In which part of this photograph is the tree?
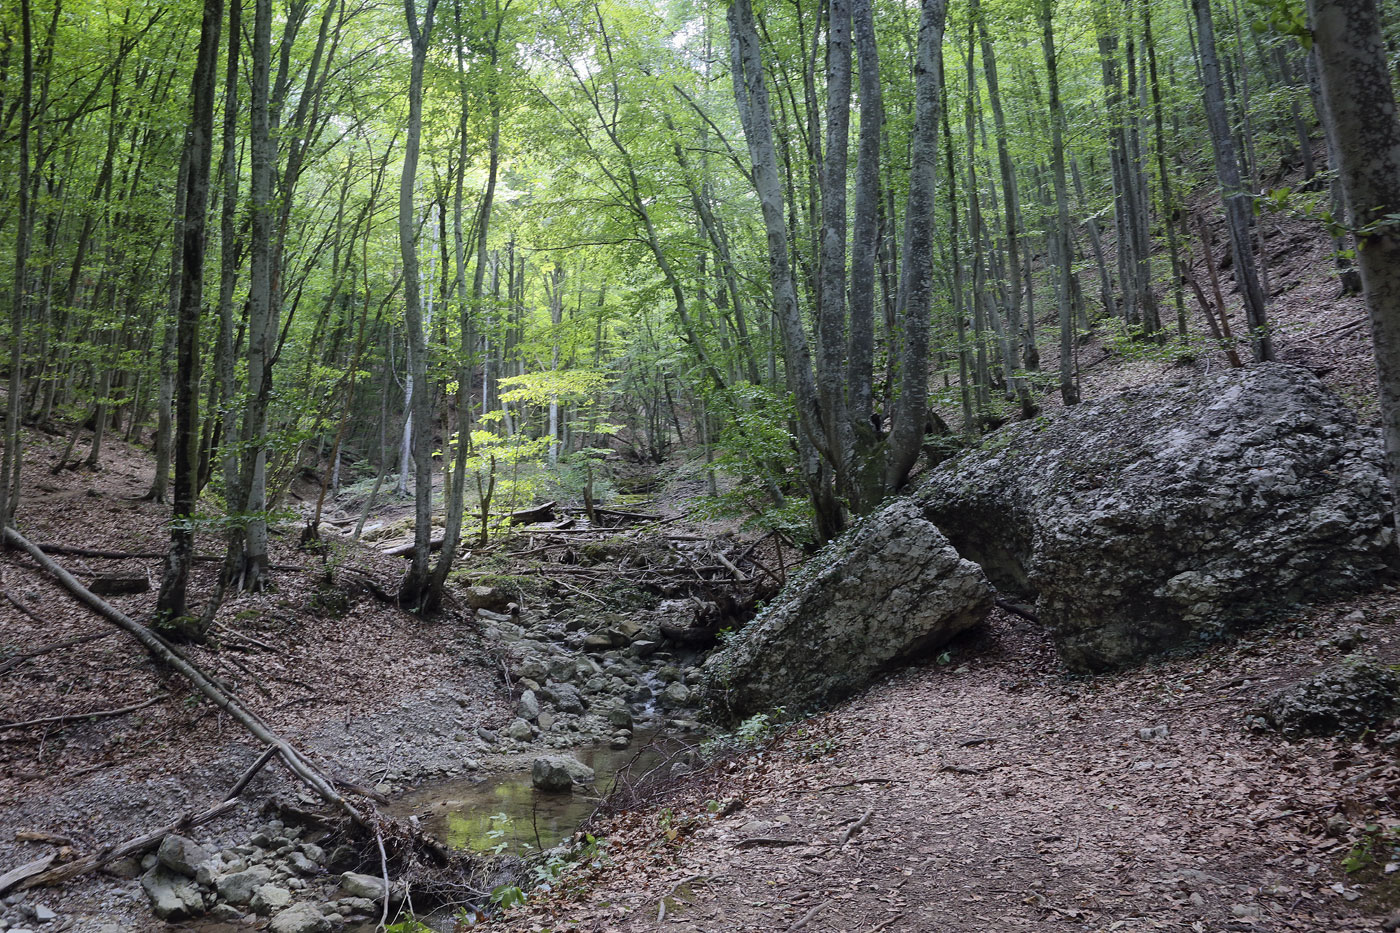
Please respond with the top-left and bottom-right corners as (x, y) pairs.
(156, 0), (224, 631)
(727, 0), (948, 540)
(1307, 0), (1400, 543)
(397, 0), (443, 612)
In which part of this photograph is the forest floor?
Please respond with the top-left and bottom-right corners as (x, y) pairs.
(3, 170), (1398, 932)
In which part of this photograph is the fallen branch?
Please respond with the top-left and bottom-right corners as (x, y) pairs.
(0, 854), (55, 896)
(734, 836), (807, 849)
(13, 744), (279, 891)
(0, 631), (116, 675)
(0, 693), (167, 731)
(994, 598), (1039, 624)
(2, 527), (365, 829)
(839, 808), (874, 846)
(790, 900), (828, 931)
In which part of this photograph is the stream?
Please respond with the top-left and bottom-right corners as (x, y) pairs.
(386, 729), (687, 855)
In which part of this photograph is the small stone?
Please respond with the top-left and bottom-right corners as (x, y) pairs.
(287, 852), (318, 876)
(537, 710), (556, 730)
(1381, 910), (1400, 932)
(1137, 725), (1170, 741)
(103, 857), (143, 880)
(506, 718), (534, 741)
(269, 902), (330, 933)
(208, 904), (246, 921)
(476, 726), (499, 743)
(158, 834), (214, 878)
(251, 883), (293, 915)
(610, 732), (631, 750)
(660, 682), (692, 707)
(31, 907), (54, 924)
(140, 866), (206, 921)
(215, 865), (274, 906)
(340, 871), (388, 900)
(517, 689), (541, 720)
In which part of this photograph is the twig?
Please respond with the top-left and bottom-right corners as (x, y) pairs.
(376, 824), (392, 931)
(790, 900), (828, 931)
(868, 914), (904, 933)
(0, 693), (167, 731)
(734, 836), (806, 849)
(839, 808), (874, 846)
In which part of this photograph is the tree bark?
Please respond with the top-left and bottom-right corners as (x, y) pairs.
(1308, 0), (1400, 546)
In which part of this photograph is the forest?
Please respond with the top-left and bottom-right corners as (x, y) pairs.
(5, 0), (1400, 927)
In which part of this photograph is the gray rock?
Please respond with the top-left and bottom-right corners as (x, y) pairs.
(1263, 657), (1400, 734)
(269, 903), (330, 933)
(506, 718), (534, 741)
(214, 866), (274, 906)
(476, 726), (499, 744)
(660, 682), (692, 707)
(541, 682), (587, 714)
(103, 857), (143, 880)
(340, 872), (388, 900)
(604, 705), (633, 730)
(300, 844), (325, 865)
(704, 499), (993, 717)
(517, 689), (541, 720)
(466, 585), (513, 613)
(583, 631), (614, 651)
(251, 883), (293, 915)
(30, 907), (54, 924)
(140, 866), (206, 921)
(208, 904), (246, 921)
(286, 851), (318, 876)
(531, 755), (595, 792)
(918, 364), (1397, 672)
(157, 834), (213, 878)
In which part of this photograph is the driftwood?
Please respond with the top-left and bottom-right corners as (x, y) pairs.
(2, 528), (365, 831)
(509, 500), (557, 525)
(12, 745), (279, 892)
(0, 854), (54, 896)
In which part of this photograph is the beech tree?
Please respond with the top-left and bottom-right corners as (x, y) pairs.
(1307, 0), (1400, 541)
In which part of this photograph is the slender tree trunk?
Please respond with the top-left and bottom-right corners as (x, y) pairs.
(1041, 0), (1079, 405)
(1193, 0), (1273, 361)
(396, 0), (441, 612)
(155, 0), (222, 629)
(146, 149), (190, 502)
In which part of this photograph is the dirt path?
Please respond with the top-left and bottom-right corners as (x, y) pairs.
(494, 606), (1398, 932)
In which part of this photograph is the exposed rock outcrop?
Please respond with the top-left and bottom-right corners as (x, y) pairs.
(703, 499), (994, 717)
(918, 364), (1396, 671)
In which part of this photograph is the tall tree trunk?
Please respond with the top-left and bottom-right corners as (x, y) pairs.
(155, 0), (223, 630)
(1307, 0), (1400, 545)
(146, 149), (189, 503)
(396, 0), (441, 612)
(0, 0), (33, 531)
(885, 0), (948, 485)
(1041, 0), (1079, 405)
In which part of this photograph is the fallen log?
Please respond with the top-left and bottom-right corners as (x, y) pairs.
(89, 574), (150, 596)
(379, 533), (445, 558)
(509, 501), (557, 525)
(0, 693), (167, 731)
(2, 528), (365, 829)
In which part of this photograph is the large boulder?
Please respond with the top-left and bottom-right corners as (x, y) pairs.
(918, 364), (1396, 672)
(140, 866), (206, 920)
(703, 499), (994, 717)
(1262, 658), (1400, 735)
